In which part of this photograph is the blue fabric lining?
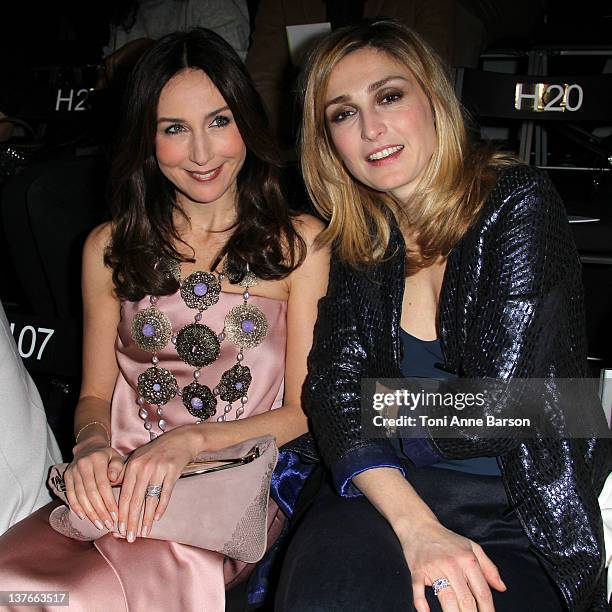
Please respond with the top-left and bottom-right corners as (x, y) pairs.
(333, 443), (406, 497)
(247, 448), (318, 607)
(270, 448), (318, 518)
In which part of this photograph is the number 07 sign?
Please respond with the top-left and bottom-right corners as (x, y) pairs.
(6, 311), (80, 378)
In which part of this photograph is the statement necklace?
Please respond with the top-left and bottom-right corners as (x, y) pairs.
(130, 261), (268, 439)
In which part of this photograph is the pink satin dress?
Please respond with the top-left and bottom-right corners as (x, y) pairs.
(0, 291), (287, 611)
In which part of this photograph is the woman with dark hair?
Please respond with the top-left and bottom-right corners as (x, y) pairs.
(0, 28), (328, 611)
(275, 19), (611, 612)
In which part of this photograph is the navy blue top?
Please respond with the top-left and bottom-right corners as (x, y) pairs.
(398, 328), (501, 476)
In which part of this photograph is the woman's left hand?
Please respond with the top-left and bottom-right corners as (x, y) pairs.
(116, 425), (201, 542)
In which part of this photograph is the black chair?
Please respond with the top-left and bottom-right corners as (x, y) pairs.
(455, 66), (612, 165)
(455, 65), (612, 369)
(0, 149), (108, 457)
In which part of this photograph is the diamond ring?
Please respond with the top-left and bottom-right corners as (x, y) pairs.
(145, 484), (163, 498)
(432, 578), (451, 596)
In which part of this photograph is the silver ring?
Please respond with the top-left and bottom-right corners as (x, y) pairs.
(145, 484), (162, 498)
(432, 578), (451, 596)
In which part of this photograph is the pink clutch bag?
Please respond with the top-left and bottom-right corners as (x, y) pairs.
(47, 435), (278, 563)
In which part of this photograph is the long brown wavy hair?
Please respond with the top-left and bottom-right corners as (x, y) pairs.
(105, 28), (305, 300)
(300, 19), (516, 273)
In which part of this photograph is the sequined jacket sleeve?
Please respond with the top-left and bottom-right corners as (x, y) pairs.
(303, 254), (406, 495)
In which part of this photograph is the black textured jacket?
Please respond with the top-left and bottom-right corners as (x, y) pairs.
(289, 165), (611, 610)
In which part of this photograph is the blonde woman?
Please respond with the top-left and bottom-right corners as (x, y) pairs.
(275, 19), (611, 612)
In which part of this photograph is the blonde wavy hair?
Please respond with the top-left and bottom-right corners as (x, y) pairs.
(300, 19), (516, 272)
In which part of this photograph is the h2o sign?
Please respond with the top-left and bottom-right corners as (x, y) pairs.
(515, 83), (584, 112)
(55, 88), (90, 112)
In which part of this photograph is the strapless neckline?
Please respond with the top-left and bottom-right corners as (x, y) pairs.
(216, 290), (287, 303)
(121, 290), (288, 306)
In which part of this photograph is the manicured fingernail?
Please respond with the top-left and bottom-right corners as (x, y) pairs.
(141, 525), (149, 537)
(94, 520), (104, 530)
(127, 530), (135, 543)
(111, 511), (118, 521)
(77, 512), (86, 520)
(104, 519), (113, 530)
(109, 471), (118, 480)
(119, 522), (126, 535)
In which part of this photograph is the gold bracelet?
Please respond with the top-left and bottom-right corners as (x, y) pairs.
(75, 421), (110, 446)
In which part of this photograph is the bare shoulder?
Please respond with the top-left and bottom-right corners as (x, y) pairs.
(291, 213), (326, 247)
(287, 213), (329, 294)
(82, 222), (115, 294)
(83, 221), (112, 259)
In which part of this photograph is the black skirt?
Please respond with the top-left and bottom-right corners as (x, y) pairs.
(275, 463), (566, 611)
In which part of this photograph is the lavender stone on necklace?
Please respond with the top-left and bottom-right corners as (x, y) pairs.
(224, 303), (268, 349)
(218, 364), (252, 403)
(137, 366), (178, 405)
(131, 307), (172, 353)
(142, 323), (155, 338)
(180, 271), (221, 310)
(193, 282), (208, 296)
(182, 381), (217, 419)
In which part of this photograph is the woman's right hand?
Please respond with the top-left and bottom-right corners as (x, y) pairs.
(64, 439), (125, 532)
(395, 518), (506, 612)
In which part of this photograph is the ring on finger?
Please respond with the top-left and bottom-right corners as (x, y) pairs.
(432, 578), (452, 596)
(145, 484), (162, 498)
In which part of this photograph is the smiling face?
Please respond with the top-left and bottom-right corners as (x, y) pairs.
(155, 68), (246, 211)
(324, 47), (437, 203)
